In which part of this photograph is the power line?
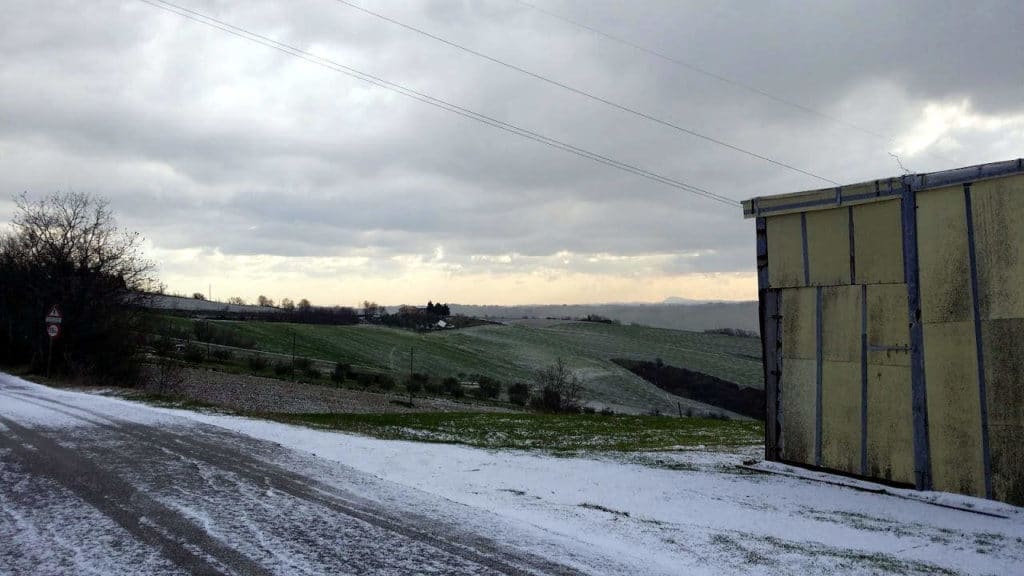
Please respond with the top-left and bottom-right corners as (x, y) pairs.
(513, 0), (956, 166)
(331, 0), (838, 186)
(513, 1), (892, 141)
(135, 0), (740, 207)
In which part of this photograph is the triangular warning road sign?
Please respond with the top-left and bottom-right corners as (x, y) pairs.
(46, 305), (62, 320)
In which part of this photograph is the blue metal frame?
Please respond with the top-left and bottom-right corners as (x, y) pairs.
(848, 206), (857, 284)
(860, 283), (868, 476)
(815, 286), (823, 467)
(901, 179), (932, 491)
(801, 213), (811, 286)
(745, 158), (1023, 218)
(747, 187), (901, 217)
(963, 184), (994, 499)
(756, 217), (782, 460)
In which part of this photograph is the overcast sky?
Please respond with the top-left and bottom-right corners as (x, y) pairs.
(2, 0), (1022, 306)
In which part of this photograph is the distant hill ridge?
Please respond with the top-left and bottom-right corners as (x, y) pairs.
(146, 294), (758, 334)
(449, 302), (758, 333)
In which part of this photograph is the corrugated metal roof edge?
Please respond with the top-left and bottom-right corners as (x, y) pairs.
(742, 158), (1024, 219)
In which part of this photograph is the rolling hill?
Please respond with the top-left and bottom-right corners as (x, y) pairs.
(158, 317), (763, 416)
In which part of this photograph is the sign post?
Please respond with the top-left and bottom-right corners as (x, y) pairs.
(45, 305), (62, 378)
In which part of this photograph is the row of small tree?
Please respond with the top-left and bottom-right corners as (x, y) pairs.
(425, 301), (451, 316)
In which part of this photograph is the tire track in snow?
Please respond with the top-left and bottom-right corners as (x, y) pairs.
(0, 386), (587, 575)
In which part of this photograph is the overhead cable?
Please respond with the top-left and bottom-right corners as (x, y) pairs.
(135, 0), (741, 207)
(512, 0), (954, 165)
(331, 0), (839, 185)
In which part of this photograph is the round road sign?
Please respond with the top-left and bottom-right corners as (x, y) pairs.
(47, 324), (60, 338)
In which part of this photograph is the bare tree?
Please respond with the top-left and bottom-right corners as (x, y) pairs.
(227, 296), (246, 305)
(257, 295), (275, 307)
(280, 298), (295, 311)
(0, 192), (156, 381)
(533, 357), (584, 411)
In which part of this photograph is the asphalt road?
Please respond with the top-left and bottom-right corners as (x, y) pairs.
(0, 377), (589, 575)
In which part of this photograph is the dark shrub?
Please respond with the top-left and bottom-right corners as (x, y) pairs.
(424, 380), (445, 394)
(599, 407), (616, 416)
(210, 348), (232, 361)
(539, 386), (562, 412)
(182, 345), (204, 364)
(442, 377), (464, 398)
(442, 376), (461, 396)
(273, 361), (291, 376)
(331, 363), (350, 383)
(248, 355), (268, 371)
(355, 372), (374, 389)
(293, 357), (312, 371)
(303, 366), (320, 380)
(152, 336), (175, 357)
(405, 377), (422, 395)
(376, 374), (396, 391)
(582, 406), (596, 414)
(475, 376), (501, 399)
(507, 382), (530, 406)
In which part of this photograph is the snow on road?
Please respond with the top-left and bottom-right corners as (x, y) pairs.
(2, 372), (1022, 575)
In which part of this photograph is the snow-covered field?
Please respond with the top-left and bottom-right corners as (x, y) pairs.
(2, 373), (1022, 575)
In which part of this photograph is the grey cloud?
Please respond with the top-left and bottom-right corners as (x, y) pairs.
(1, 0), (1021, 285)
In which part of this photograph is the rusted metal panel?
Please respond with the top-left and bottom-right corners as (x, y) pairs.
(864, 283), (914, 484)
(779, 287), (818, 466)
(866, 284), (911, 367)
(766, 213), (806, 288)
(749, 159), (1024, 503)
(970, 173), (1024, 505)
(981, 318), (1024, 505)
(780, 288), (817, 360)
(917, 185), (972, 324)
(971, 174), (1024, 321)
(780, 358), (817, 466)
(806, 208), (852, 286)
(922, 321), (986, 497)
(853, 199), (904, 285)
(819, 285), (862, 475)
(821, 360), (862, 474)
(866, 364), (916, 484)
(822, 286), (861, 362)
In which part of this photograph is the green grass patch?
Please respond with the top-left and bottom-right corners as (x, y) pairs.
(145, 314), (764, 416)
(271, 412), (763, 452)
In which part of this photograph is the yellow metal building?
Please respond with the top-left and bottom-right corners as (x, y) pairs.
(743, 158), (1024, 505)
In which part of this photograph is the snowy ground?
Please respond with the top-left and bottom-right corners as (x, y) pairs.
(1, 372), (1022, 575)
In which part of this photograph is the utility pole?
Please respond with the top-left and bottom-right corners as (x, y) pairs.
(409, 347), (414, 376)
(292, 331), (297, 381)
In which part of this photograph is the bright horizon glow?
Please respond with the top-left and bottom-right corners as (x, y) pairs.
(155, 250), (757, 307)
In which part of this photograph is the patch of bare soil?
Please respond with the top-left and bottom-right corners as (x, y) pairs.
(142, 365), (515, 415)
